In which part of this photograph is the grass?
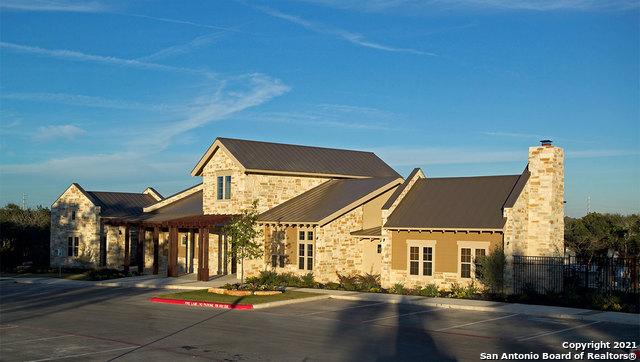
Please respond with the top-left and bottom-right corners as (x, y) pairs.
(0, 271), (93, 280)
(155, 289), (321, 305)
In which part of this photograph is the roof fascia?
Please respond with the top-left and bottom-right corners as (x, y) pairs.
(143, 187), (163, 201)
(382, 168), (425, 210)
(384, 227), (504, 233)
(52, 183), (96, 208)
(190, 139), (246, 177)
(318, 178), (403, 226)
(143, 184), (203, 212)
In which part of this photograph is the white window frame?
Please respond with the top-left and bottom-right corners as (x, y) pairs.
(406, 240), (436, 279)
(456, 241), (490, 279)
(297, 227), (315, 271)
(215, 171), (232, 201)
(68, 235), (80, 257)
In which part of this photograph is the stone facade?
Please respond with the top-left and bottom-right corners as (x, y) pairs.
(202, 148), (329, 215)
(50, 184), (102, 268)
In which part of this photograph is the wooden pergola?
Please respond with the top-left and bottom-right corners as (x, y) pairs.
(105, 214), (236, 281)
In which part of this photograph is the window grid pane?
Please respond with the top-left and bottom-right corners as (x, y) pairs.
(272, 255), (278, 268)
(307, 244), (313, 257)
(410, 247), (418, 261)
(410, 261), (418, 275)
(461, 264), (471, 278)
(476, 249), (486, 257)
(461, 248), (471, 263)
(68, 237), (73, 256)
(217, 176), (223, 200)
(299, 257), (304, 269)
(224, 176), (231, 199)
(299, 231), (305, 240)
(307, 231), (313, 240)
(423, 247), (432, 262)
(299, 244), (304, 256)
(423, 262), (432, 276)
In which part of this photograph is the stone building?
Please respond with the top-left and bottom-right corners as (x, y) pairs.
(50, 138), (564, 290)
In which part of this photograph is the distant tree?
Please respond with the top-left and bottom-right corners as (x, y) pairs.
(565, 213), (640, 260)
(222, 200), (264, 287)
(0, 203), (51, 271)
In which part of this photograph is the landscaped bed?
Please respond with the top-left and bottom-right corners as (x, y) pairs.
(154, 289), (321, 305)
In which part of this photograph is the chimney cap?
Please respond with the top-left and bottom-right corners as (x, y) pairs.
(540, 139), (553, 146)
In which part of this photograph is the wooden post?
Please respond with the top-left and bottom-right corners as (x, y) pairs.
(153, 227), (159, 275)
(217, 231), (222, 275)
(137, 226), (144, 274)
(198, 228), (210, 281)
(168, 226), (179, 277)
(124, 225), (130, 273)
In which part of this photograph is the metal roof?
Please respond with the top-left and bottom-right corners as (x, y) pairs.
(192, 138), (400, 178)
(382, 167), (424, 210)
(115, 190), (204, 223)
(350, 226), (382, 237)
(384, 173), (528, 230)
(258, 177), (401, 225)
(85, 191), (158, 218)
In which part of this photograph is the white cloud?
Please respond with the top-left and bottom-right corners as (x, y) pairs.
(2, 92), (182, 111)
(300, 0), (638, 12)
(122, 13), (238, 31)
(0, 41), (213, 77)
(138, 32), (226, 62)
(256, 6), (434, 56)
(0, 0), (107, 12)
(32, 125), (86, 142)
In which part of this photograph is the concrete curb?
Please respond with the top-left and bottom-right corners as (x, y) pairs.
(252, 295), (331, 309)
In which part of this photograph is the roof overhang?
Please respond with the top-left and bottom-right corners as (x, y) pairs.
(384, 227), (504, 233)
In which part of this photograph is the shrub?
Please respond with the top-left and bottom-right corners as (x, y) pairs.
(420, 284), (440, 297)
(390, 283), (405, 295)
(475, 247), (505, 293)
(87, 268), (131, 281)
(449, 282), (467, 298)
(336, 272), (358, 291)
(301, 272), (315, 287)
(357, 273), (381, 290)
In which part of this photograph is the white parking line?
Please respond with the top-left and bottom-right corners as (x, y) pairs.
(518, 321), (601, 341)
(27, 346), (137, 362)
(435, 313), (519, 332)
(1, 335), (72, 345)
(362, 308), (439, 323)
(305, 302), (387, 316)
(0, 326), (19, 330)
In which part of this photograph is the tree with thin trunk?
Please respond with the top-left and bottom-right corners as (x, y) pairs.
(223, 200), (263, 287)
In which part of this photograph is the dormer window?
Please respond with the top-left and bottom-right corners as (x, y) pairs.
(217, 175), (232, 200)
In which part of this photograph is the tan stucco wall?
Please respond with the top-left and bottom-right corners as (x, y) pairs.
(362, 188), (395, 229)
(384, 230), (503, 289)
(50, 185), (101, 268)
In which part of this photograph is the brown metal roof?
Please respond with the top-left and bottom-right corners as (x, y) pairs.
(193, 138), (400, 178)
(85, 191), (157, 218)
(111, 190), (204, 224)
(350, 226), (382, 237)
(258, 177), (401, 225)
(384, 174), (526, 230)
(382, 168), (423, 210)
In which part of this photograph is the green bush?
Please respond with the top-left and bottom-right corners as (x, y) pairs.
(420, 284), (440, 297)
(390, 283), (405, 295)
(475, 247), (505, 293)
(87, 268), (131, 281)
(357, 273), (381, 290)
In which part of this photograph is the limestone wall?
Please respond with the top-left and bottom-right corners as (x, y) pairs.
(202, 148), (329, 215)
(50, 185), (101, 268)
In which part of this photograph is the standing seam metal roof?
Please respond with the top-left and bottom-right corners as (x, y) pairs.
(384, 173), (527, 230)
(85, 191), (158, 218)
(258, 177), (400, 224)
(217, 138), (400, 178)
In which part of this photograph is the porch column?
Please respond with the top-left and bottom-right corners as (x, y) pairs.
(217, 231), (222, 275)
(168, 226), (179, 277)
(124, 225), (130, 273)
(137, 226), (145, 274)
(152, 227), (159, 275)
(198, 227), (209, 281)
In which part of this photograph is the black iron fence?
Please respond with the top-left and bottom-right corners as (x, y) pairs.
(513, 255), (639, 295)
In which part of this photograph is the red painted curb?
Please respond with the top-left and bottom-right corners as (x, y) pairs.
(150, 297), (254, 310)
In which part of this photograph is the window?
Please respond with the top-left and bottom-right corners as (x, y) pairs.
(271, 255), (285, 268)
(409, 246), (433, 276)
(181, 235), (187, 246)
(475, 248), (486, 278)
(217, 175), (232, 200)
(68, 236), (79, 257)
(298, 228), (314, 271)
(457, 241), (490, 279)
(461, 248), (472, 278)
(71, 211), (76, 220)
(377, 244), (382, 254)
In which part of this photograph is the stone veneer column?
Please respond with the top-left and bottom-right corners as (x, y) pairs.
(526, 144), (564, 256)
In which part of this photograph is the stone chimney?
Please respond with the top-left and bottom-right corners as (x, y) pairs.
(526, 140), (564, 256)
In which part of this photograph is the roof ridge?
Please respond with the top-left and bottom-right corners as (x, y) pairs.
(424, 174), (521, 180)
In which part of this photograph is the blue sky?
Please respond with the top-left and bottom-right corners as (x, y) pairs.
(0, 0), (638, 217)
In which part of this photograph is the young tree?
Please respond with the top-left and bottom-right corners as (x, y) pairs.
(222, 200), (264, 287)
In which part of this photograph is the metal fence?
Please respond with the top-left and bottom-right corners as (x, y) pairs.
(513, 255), (639, 295)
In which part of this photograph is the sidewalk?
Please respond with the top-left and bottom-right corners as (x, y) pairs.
(2, 275), (638, 326)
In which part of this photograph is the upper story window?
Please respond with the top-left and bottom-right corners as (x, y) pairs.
(217, 175), (232, 200)
(71, 211), (76, 220)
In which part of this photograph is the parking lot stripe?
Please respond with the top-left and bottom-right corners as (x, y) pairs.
(362, 308), (439, 322)
(27, 346), (137, 362)
(0, 325), (19, 329)
(518, 321), (601, 341)
(1, 335), (71, 345)
(435, 313), (519, 331)
(305, 302), (387, 315)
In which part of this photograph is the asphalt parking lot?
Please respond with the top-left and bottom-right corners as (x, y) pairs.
(1, 281), (637, 361)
